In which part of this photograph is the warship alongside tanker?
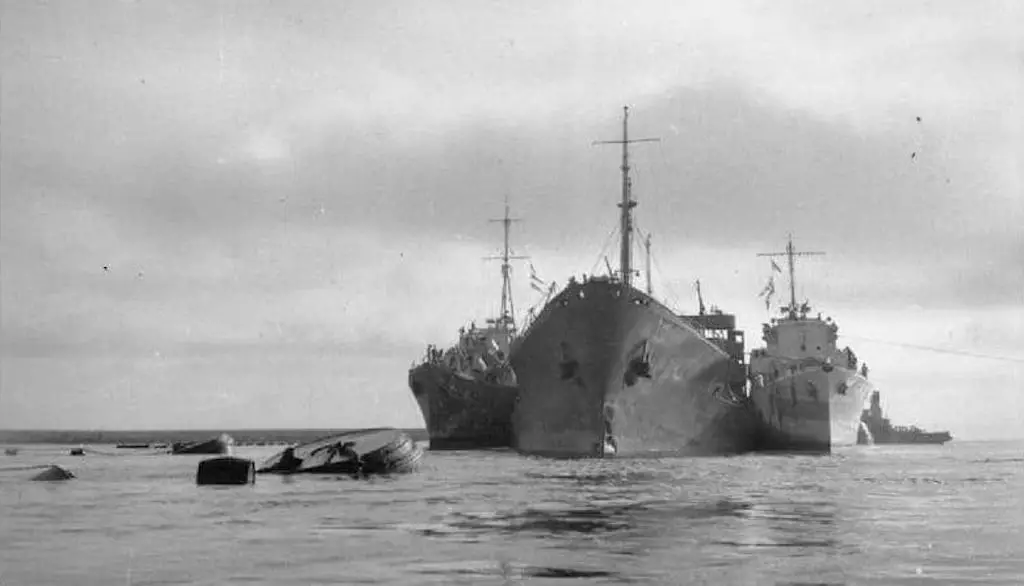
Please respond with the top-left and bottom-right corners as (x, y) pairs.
(407, 201), (544, 450)
(409, 107), (947, 457)
(747, 236), (875, 451)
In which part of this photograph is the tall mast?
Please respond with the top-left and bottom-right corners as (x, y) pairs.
(593, 106), (659, 288)
(486, 197), (528, 330)
(756, 234), (825, 318)
(619, 108), (633, 285)
(644, 232), (653, 295)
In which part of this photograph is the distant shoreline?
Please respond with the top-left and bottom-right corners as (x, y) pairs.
(0, 428), (430, 445)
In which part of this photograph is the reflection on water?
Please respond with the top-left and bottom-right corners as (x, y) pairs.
(406, 460), (853, 582)
(1, 442), (1022, 585)
(432, 497), (757, 537)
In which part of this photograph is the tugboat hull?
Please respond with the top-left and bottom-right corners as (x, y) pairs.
(409, 362), (517, 450)
(510, 279), (757, 458)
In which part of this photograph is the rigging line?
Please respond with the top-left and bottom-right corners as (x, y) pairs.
(841, 335), (1024, 364)
(634, 217), (682, 309)
(589, 222), (620, 276)
(649, 249), (681, 310)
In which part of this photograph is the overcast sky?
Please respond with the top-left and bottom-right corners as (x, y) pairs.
(2, 0), (1021, 439)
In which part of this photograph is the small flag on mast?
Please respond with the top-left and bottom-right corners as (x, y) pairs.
(758, 276), (775, 310)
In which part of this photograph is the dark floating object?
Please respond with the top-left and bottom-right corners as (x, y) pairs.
(4, 448), (18, 456)
(171, 433), (234, 455)
(69, 448), (85, 456)
(116, 443), (153, 449)
(196, 457), (255, 486)
(258, 428), (423, 477)
(31, 465), (75, 482)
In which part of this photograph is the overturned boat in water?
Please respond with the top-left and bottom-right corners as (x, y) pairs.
(509, 107), (758, 458)
(170, 433), (234, 455)
(257, 428), (423, 476)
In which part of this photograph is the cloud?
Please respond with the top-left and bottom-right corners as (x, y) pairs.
(1, 0), (1020, 435)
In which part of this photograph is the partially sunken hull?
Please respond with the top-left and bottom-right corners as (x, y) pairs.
(408, 362), (518, 450)
(510, 279), (757, 458)
(170, 433), (233, 455)
(750, 366), (874, 452)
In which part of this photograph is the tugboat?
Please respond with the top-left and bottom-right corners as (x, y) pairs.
(858, 390), (953, 444)
(509, 107), (757, 458)
(748, 236), (875, 452)
(408, 201), (539, 450)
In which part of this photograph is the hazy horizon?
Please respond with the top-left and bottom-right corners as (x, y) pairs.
(2, 1), (1021, 440)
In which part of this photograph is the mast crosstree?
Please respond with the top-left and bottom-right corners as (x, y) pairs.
(485, 197), (529, 331)
(594, 106), (660, 289)
(756, 234), (825, 318)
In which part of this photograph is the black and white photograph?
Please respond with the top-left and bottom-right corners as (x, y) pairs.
(1, 1), (1021, 584)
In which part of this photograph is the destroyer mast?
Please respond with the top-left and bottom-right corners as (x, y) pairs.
(485, 198), (528, 331)
(756, 234), (825, 317)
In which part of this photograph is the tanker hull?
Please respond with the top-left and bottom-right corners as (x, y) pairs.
(510, 279), (757, 458)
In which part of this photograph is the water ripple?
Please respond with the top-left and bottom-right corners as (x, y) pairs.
(0, 442), (1021, 585)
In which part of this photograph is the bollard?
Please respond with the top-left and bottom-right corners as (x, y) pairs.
(31, 465), (75, 481)
(196, 456), (255, 486)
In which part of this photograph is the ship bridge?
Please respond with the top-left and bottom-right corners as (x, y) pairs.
(764, 315), (838, 361)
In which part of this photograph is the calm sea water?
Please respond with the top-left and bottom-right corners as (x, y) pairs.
(1, 440), (1021, 585)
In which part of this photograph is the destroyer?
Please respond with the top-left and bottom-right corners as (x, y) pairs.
(407, 202), (525, 450)
(509, 107), (756, 458)
(748, 236), (875, 452)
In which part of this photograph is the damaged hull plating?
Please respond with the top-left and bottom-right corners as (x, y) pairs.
(750, 365), (874, 452)
(509, 279), (758, 458)
(408, 362), (518, 450)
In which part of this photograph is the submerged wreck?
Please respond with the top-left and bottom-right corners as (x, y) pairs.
(170, 433), (234, 455)
(258, 428), (423, 477)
